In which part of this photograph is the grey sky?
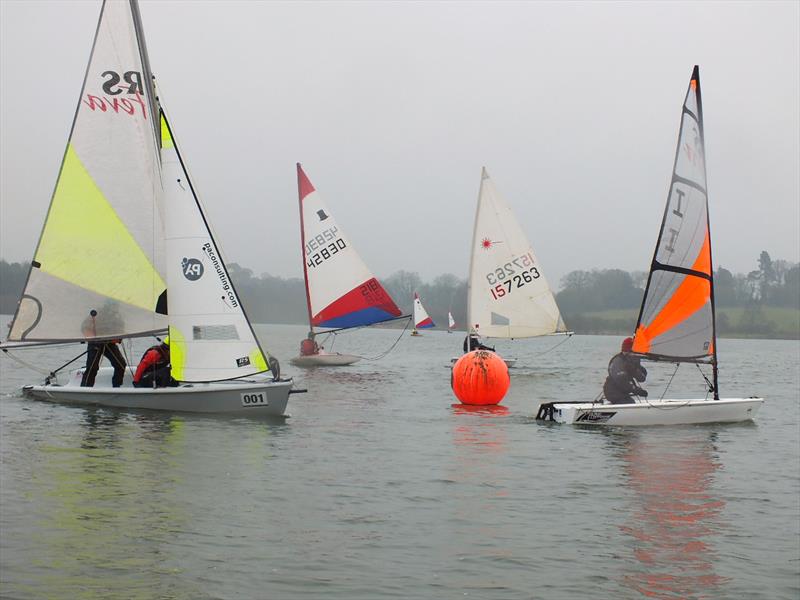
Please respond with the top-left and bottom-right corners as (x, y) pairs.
(1, 0), (798, 290)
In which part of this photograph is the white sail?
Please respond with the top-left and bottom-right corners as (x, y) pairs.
(467, 167), (565, 338)
(413, 292), (435, 329)
(297, 164), (401, 329)
(6, 0), (166, 344)
(448, 311), (456, 330)
(160, 111), (268, 382)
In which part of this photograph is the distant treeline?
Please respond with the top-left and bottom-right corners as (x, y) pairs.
(1, 250), (797, 338)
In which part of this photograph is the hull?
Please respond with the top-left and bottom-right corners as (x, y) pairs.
(538, 398), (764, 426)
(289, 353), (360, 367)
(22, 368), (292, 416)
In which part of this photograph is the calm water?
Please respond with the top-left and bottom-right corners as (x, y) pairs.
(1, 319), (798, 600)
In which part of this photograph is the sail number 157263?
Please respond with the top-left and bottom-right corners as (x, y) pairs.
(489, 266), (540, 299)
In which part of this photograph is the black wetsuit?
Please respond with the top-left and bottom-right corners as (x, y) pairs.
(463, 335), (495, 353)
(603, 352), (647, 404)
(81, 341), (126, 388)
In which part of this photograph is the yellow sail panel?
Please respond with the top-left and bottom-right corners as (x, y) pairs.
(160, 112), (174, 149)
(168, 326), (186, 381)
(34, 144), (166, 312)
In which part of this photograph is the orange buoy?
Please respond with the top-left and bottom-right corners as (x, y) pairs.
(451, 350), (510, 405)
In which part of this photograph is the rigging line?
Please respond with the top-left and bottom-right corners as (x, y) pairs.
(534, 332), (574, 356)
(355, 317), (413, 361)
(646, 362), (691, 410)
(696, 362), (715, 398)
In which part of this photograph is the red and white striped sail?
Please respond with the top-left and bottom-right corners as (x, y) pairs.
(297, 164), (401, 330)
(413, 292), (435, 329)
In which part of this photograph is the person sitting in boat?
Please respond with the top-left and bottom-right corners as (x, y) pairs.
(81, 339), (126, 388)
(464, 332), (495, 353)
(300, 332), (320, 356)
(602, 337), (648, 404)
(133, 336), (178, 388)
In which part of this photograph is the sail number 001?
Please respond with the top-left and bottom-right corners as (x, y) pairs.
(241, 392), (268, 407)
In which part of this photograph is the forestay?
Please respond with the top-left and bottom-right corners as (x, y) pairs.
(633, 66), (715, 363)
(6, 0), (166, 344)
(413, 293), (435, 329)
(160, 111), (268, 382)
(467, 168), (566, 338)
(297, 164), (401, 329)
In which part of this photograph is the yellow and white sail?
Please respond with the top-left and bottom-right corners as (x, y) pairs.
(467, 168), (566, 339)
(6, 0), (166, 343)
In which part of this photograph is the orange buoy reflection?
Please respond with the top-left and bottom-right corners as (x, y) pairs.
(451, 350), (510, 405)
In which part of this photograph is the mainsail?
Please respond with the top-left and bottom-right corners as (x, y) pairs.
(5, 0), (166, 344)
(633, 66), (716, 365)
(297, 163), (402, 330)
(448, 311), (456, 330)
(160, 110), (268, 382)
(413, 293), (435, 329)
(467, 167), (566, 338)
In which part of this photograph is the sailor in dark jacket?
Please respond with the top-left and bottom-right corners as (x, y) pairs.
(603, 337), (648, 404)
(464, 332), (495, 353)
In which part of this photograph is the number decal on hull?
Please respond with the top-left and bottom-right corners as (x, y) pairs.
(241, 392), (268, 407)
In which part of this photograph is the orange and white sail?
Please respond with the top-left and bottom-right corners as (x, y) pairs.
(633, 66), (715, 362)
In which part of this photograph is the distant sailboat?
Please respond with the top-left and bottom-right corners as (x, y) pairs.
(1, 0), (293, 415)
(460, 167), (569, 367)
(538, 66), (763, 425)
(410, 292), (435, 336)
(448, 311), (456, 334)
(290, 164), (405, 366)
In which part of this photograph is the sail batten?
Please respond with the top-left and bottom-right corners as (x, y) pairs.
(633, 66), (716, 365)
(466, 167), (566, 339)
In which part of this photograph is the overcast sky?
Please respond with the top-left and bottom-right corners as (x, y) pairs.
(1, 0), (798, 290)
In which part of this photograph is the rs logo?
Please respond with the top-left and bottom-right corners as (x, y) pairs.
(182, 258), (204, 281)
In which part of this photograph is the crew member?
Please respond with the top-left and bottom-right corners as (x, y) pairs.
(603, 337), (648, 404)
(300, 332), (320, 356)
(133, 337), (177, 388)
(81, 339), (126, 388)
(463, 332), (495, 353)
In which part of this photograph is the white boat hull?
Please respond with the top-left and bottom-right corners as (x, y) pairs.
(22, 367), (293, 416)
(538, 397), (764, 426)
(289, 353), (360, 367)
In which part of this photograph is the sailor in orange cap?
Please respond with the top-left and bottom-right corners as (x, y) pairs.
(602, 337), (648, 404)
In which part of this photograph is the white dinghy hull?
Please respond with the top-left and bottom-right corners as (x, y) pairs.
(538, 397), (764, 426)
(289, 353), (360, 367)
(22, 368), (293, 416)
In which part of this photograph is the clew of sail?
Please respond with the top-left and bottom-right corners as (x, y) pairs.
(633, 66), (714, 363)
(297, 163), (401, 329)
(413, 293), (435, 329)
(5, 0), (167, 344)
(160, 110), (268, 382)
(467, 167), (566, 339)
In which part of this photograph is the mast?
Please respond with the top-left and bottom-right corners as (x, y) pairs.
(297, 163), (315, 335)
(465, 167), (486, 334)
(692, 66), (719, 399)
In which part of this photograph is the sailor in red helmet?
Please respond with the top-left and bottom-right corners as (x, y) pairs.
(602, 337), (648, 404)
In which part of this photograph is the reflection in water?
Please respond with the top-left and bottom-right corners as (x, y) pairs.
(613, 431), (728, 599)
(450, 403), (510, 451)
(28, 408), (196, 600)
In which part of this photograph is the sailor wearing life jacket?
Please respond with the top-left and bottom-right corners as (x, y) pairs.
(133, 337), (178, 388)
(603, 337), (648, 404)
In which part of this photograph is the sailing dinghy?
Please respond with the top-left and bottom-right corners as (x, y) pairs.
(538, 66), (763, 426)
(290, 164), (405, 366)
(454, 167), (570, 368)
(448, 311), (456, 333)
(1, 0), (293, 416)
(410, 292), (435, 336)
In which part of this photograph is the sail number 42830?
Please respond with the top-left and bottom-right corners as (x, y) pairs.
(489, 266), (540, 299)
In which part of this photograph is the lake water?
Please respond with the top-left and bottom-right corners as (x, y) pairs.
(1, 319), (798, 599)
